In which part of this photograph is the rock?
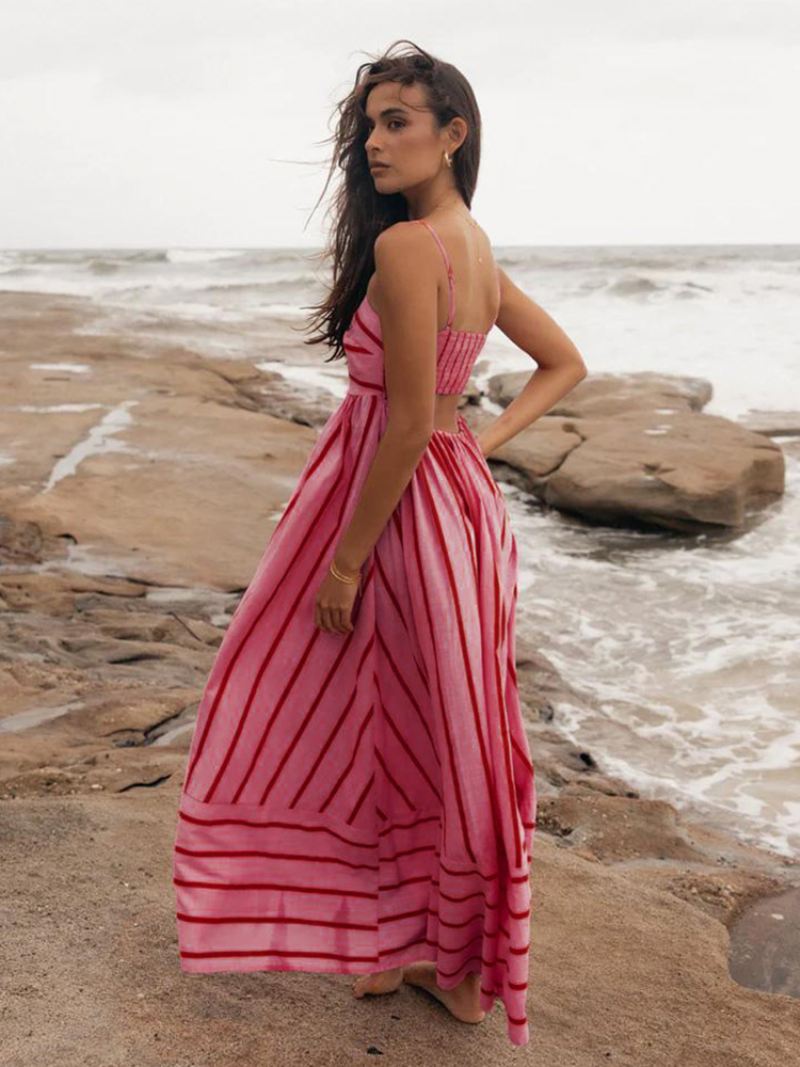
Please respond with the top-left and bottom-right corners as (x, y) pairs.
(728, 886), (800, 996)
(473, 373), (785, 532)
(488, 370), (714, 416)
(537, 793), (709, 863)
(737, 409), (800, 438)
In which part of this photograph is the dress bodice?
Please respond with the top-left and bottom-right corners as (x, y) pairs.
(343, 218), (499, 397)
(343, 295), (490, 396)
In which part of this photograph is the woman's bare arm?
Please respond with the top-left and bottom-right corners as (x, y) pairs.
(478, 267), (588, 456)
(332, 221), (440, 576)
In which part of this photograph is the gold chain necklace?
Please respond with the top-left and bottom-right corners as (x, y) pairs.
(464, 211), (483, 263)
(423, 199), (484, 263)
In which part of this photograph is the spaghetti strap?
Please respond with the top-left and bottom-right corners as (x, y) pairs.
(415, 218), (456, 329)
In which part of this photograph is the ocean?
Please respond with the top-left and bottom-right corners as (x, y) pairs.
(1, 242), (798, 856)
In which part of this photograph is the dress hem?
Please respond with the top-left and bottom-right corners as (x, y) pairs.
(177, 943), (530, 1046)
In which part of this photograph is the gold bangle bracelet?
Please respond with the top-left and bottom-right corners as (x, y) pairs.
(330, 560), (360, 585)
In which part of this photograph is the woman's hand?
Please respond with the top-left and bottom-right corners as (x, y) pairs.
(314, 563), (361, 634)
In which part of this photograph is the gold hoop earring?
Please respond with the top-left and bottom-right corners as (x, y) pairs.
(444, 151), (452, 168)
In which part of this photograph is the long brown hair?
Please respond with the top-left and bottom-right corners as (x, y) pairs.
(301, 39), (483, 364)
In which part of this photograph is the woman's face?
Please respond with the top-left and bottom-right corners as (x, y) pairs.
(363, 80), (448, 191)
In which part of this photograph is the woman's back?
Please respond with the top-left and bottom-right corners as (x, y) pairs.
(367, 214), (500, 337)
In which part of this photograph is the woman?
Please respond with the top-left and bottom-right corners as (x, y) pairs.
(173, 40), (587, 1048)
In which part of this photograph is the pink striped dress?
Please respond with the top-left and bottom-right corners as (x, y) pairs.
(173, 218), (537, 1046)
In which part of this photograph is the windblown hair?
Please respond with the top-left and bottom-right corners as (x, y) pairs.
(301, 39), (482, 363)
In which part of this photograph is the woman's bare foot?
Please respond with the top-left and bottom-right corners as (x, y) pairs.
(402, 962), (487, 1024)
(352, 966), (405, 998)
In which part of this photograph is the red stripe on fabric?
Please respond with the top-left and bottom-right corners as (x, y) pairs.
(440, 333), (456, 392)
(354, 307), (382, 347)
(511, 731), (535, 774)
(240, 414), (380, 804)
(427, 930), (487, 956)
(289, 679), (360, 806)
(460, 430), (503, 499)
(488, 553), (524, 869)
(174, 845), (379, 871)
(507, 647), (518, 687)
(225, 571), (360, 805)
(380, 696), (442, 803)
(406, 489), (477, 864)
(427, 908), (486, 930)
(184, 417), (351, 792)
(348, 369), (381, 388)
(248, 623), (355, 804)
(375, 746), (416, 810)
(173, 877), (376, 899)
(428, 436), (480, 579)
(381, 935), (527, 972)
(379, 843), (437, 864)
(379, 906), (428, 925)
(177, 810), (374, 849)
(381, 931), (476, 958)
(318, 702), (374, 813)
(429, 430), (528, 869)
(205, 403), (380, 802)
(428, 432), (471, 508)
(203, 467), (354, 802)
(458, 332), (473, 390)
(378, 874), (431, 891)
(435, 887), (499, 908)
(289, 638), (373, 807)
(177, 911), (377, 930)
(440, 331), (467, 392)
(382, 514), (431, 691)
(431, 877), (527, 908)
(377, 812), (440, 837)
(375, 627), (440, 769)
(431, 956), (484, 978)
(492, 539), (501, 639)
(440, 858), (528, 882)
(415, 460), (503, 844)
(222, 626), (327, 803)
(436, 337), (450, 393)
(346, 771), (373, 824)
(508, 906), (531, 920)
(181, 948), (378, 963)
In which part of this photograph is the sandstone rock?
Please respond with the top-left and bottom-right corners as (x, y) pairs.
(472, 373), (785, 532)
(737, 409), (800, 438)
(488, 369), (713, 416)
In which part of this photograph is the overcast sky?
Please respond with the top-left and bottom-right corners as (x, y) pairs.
(1, 0), (798, 249)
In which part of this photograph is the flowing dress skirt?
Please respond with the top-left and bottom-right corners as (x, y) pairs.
(173, 388), (537, 1046)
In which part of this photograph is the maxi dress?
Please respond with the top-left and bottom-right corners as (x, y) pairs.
(173, 218), (538, 1046)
